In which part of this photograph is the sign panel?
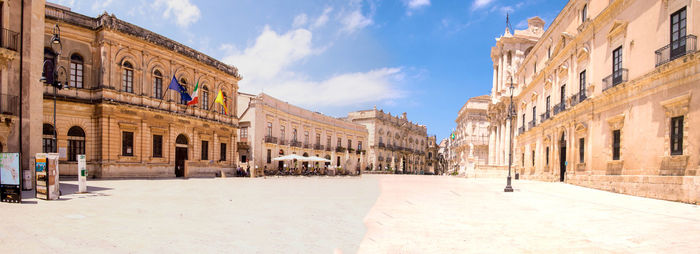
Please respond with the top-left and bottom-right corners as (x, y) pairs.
(77, 154), (87, 193)
(0, 153), (21, 203)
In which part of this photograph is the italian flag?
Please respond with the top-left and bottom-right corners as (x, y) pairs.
(186, 81), (199, 106)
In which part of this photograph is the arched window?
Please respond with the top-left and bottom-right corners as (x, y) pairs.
(219, 91), (227, 114)
(202, 86), (209, 110)
(153, 70), (163, 99)
(67, 126), (85, 162)
(70, 54), (84, 88)
(179, 79), (189, 105)
(42, 124), (56, 153)
(122, 61), (134, 93)
(176, 134), (188, 145)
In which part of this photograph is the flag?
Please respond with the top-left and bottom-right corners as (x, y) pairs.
(214, 89), (228, 115)
(187, 81), (199, 106)
(168, 76), (192, 103)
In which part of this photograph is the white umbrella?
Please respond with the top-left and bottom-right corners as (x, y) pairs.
(272, 154), (305, 161)
(307, 156), (331, 162)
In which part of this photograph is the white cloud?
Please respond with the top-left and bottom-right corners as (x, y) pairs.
(311, 7), (333, 29)
(340, 10), (373, 34)
(293, 14), (308, 28)
(406, 0), (430, 10)
(153, 0), (201, 28)
(472, 0), (495, 10)
(50, 0), (76, 8)
(221, 26), (404, 109)
(91, 0), (114, 12)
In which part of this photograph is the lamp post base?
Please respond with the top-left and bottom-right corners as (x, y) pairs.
(504, 176), (513, 192)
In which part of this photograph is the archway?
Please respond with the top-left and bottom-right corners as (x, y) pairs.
(175, 134), (188, 177)
(278, 149), (285, 170)
(302, 152), (309, 169)
(559, 132), (566, 182)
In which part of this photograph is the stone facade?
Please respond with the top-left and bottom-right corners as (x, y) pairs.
(346, 109), (428, 174)
(487, 17), (543, 177)
(454, 95), (490, 176)
(237, 93), (368, 176)
(506, 0), (700, 204)
(38, 4), (240, 178)
(425, 135), (439, 174)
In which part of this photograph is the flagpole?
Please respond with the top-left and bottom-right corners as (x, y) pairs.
(156, 86), (170, 109)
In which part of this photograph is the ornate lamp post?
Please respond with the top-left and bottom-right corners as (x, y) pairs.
(504, 77), (515, 192)
(41, 24), (63, 152)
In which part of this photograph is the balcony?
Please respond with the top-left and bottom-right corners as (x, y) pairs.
(378, 156), (384, 162)
(386, 144), (394, 151)
(570, 90), (587, 107)
(0, 28), (20, 52)
(348, 147), (355, 153)
(602, 68), (628, 91)
(237, 141), (250, 150)
(553, 102), (566, 115)
(313, 144), (324, 150)
(325, 146), (331, 151)
(0, 94), (19, 116)
(336, 146), (346, 153)
(264, 136), (277, 144)
(290, 140), (302, 147)
(540, 110), (551, 123)
(303, 143), (311, 149)
(528, 119), (536, 129)
(278, 139), (287, 146)
(655, 35), (697, 67)
(518, 126), (525, 134)
(357, 150), (364, 155)
(378, 142), (385, 148)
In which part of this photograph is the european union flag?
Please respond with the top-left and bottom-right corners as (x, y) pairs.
(168, 76), (192, 103)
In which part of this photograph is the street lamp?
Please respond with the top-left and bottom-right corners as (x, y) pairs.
(504, 76), (515, 192)
(41, 24), (63, 153)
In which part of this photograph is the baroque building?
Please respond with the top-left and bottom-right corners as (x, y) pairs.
(454, 95), (489, 176)
(509, 0), (699, 203)
(487, 17), (544, 175)
(237, 93), (368, 176)
(40, 4), (240, 177)
(425, 135), (439, 174)
(346, 108), (428, 174)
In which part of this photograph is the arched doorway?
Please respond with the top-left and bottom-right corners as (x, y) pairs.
(559, 132), (566, 182)
(175, 134), (188, 177)
(278, 149), (285, 169)
(402, 156), (406, 173)
(324, 155), (331, 167)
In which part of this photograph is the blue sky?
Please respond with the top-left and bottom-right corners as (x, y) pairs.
(51, 0), (566, 140)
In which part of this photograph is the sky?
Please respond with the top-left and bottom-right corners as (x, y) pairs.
(50, 0), (566, 141)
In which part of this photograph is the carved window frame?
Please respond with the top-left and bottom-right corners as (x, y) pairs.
(661, 93), (690, 157)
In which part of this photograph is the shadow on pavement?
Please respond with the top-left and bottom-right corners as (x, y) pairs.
(60, 182), (112, 195)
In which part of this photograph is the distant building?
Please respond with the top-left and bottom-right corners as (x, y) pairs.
(454, 95), (490, 176)
(425, 135), (439, 174)
(347, 108), (428, 174)
(237, 93), (368, 176)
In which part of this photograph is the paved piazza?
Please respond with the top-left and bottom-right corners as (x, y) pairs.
(1, 175), (699, 253)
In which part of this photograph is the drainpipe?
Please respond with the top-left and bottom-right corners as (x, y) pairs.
(19, 0), (25, 187)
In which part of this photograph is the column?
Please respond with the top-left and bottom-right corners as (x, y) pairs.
(498, 55), (504, 93)
(488, 127), (496, 165)
(492, 65), (498, 96)
(495, 125), (501, 166)
(505, 120), (511, 166)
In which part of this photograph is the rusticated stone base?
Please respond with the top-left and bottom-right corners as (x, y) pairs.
(567, 174), (700, 204)
(660, 155), (689, 176)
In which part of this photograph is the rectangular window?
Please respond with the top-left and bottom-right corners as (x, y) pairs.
(579, 70), (586, 94)
(267, 149), (272, 163)
(560, 84), (566, 104)
(581, 4), (587, 23)
(522, 114), (525, 129)
(316, 134), (321, 145)
(670, 7), (687, 59)
(546, 96), (550, 112)
(545, 147), (549, 166)
(613, 46), (622, 84)
(348, 139), (352, 149)
(280, 126), (285, 140)
(579, 138), (585, 163)
(266, 123), (271, 137)
(201, 140), (209, 160)
(671, 116), (684, 155)
(241, 127), (248, 139)
(292, 129), (297, 141)
(612, 130), (621, 160)
(153, 135), (163, 158)
(122, 131), (134, 156)
(358, 141), (363, 151)
(304, 131), (309, 144)
(327, 136), (331, 147)
(337, 137), (342, 147)
(220, 143), (227, 161)
(532, 150), (535, 167)
(522, 153), (525, 167)
(532, 106), (536, 122)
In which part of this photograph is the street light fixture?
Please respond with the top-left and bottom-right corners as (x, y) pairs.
(504, 75), (515, 192)
(41, 24), (63, 153)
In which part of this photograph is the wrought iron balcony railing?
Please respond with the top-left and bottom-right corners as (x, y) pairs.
(602, 68), (628, 91)
(378, 142), (385, 148)
(655, 35), (697, 67)
(570, 90), (587, 107)
(336, 146), (346, 153)
(290, 140), (302, 147)
(540, 110), (551, 123)
(0, 94), (19, 116)
(528, 119), (536, 129)
(325, 146), (331, 151)
(1, 28), (20, 52)
(303, 143), (311, 149)
(264, 136), (277, 144)
(553, 102), (566, 115)
(518, 126), (525, 134)
(378, 156), (384, 162)
(313, 144), (324, 150)
(278, 139), (287, 145)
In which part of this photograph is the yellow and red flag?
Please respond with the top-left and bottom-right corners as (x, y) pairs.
(214, 89), (227, 115)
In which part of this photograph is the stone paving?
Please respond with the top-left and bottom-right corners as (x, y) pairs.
(1, 175), (699, 253)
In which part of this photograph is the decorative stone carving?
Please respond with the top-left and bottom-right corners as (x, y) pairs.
(606, 114), (625, 130)
(660, 92), (691, 117)
(659, 155), (688, 176)
(606, 160), (623, 175)
(607, 20), (628, 43)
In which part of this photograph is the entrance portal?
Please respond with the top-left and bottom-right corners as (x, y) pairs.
(175, 134), (188, 177)
(559, 133), (566, 182)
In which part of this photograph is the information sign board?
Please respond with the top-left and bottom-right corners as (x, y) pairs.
(0, 153), (21, 203)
